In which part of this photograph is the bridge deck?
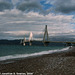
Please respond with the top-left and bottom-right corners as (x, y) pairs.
(25, 40), (75, 44)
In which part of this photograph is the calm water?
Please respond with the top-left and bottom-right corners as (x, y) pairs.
(0, 45), (68, 61)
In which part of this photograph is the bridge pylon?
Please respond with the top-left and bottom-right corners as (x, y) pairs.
(43, 25), (49, 46)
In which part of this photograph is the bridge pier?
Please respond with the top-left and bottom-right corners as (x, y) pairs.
(29, 41), (32, 46)
(23, 42), (25, 46)
(66, 43), (72, 46)
(43, 41), (49, 46)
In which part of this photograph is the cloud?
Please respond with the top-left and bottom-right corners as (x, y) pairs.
(0, 9), (75, 40)
(0, 0), (75, 14)
(1, 30), (43, 40)
(0, 0), (50, 15)
(46, 0), (75, 13)
(0, 1), (13, 11)
(54, 0), (75, 13)
(0, 0), (75, 40)
(16, 0), (45, 14)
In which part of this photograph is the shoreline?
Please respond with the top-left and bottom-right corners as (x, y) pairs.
(0, 46), (69, 62)
(0, 46), (75, 75)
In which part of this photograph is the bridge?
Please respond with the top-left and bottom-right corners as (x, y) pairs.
(21, 25), (75, 46)
(41, 25), (75, 46)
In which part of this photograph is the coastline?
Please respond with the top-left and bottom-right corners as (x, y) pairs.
(0, 46), (75, 75)
(0, 46), (68, 61)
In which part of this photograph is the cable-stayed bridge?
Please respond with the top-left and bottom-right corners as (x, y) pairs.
(21, 25), (75, 46)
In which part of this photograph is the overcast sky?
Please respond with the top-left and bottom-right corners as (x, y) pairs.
(0, 0), (75, 40)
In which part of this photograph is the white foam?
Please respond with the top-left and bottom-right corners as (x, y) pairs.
(0, 47), (69, 61)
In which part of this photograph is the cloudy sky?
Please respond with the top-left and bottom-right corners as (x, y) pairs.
(0, 0), (75, 40)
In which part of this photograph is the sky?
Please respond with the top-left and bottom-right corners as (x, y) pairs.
(0, 0), (75, 40)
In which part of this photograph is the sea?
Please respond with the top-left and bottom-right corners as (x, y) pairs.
(0, 45), (69, 61)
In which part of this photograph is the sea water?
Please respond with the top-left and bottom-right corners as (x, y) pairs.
(0, 45), (69, 61)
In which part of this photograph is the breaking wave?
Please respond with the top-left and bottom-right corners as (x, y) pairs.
(0, 47), (69, 61)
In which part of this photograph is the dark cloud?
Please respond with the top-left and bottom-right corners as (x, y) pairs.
(53, 0), (75, 13)
(0, 0), (49, 15)
(17, 2), (41, 11)
(1, 0), (75, 14)
(0, 1), (13, 11)
(16, 1), (47, 14)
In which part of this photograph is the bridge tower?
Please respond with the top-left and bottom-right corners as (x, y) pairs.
(29, 32), (33, 46)
(43, 25), (49, 41)
(43, 25), (49, 46)
(21, 37), (26, 46)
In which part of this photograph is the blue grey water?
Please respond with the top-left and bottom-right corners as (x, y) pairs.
(0, 45), (69, 61)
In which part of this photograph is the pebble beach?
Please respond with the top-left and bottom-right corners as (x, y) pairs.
(0, 46), (75, 75)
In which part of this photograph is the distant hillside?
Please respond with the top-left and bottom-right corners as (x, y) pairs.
(0, 36), (75, 46)
(50, 36), (75, 42)
(0, 39), (66, 46)
(0, 39), (20, 45)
